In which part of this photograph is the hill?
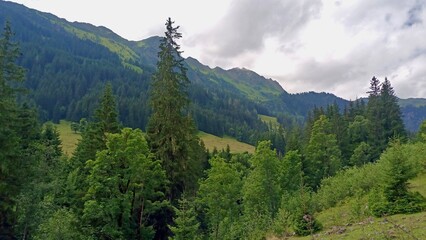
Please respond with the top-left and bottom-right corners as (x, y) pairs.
(54, 120), (254, 155)
(198, 132), (255, 154)
(281, 173), (426, 239)
(1, 1), (425, 136)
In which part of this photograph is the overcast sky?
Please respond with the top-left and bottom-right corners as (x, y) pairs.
(8, 0), (426, 99)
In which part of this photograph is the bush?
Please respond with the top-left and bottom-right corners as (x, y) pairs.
(314, 163), (381, 210)
(369, 140), (426, 217)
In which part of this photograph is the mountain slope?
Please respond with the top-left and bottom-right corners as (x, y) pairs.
(1, 1), (424, 137)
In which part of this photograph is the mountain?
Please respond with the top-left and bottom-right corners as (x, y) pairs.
(1, 1), (424, 138)
(400, 99), (426, 132)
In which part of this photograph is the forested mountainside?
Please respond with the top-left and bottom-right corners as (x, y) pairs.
(0, 0), (424, 136)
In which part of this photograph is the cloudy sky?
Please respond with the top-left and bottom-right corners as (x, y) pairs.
(9, 0), (426, 99)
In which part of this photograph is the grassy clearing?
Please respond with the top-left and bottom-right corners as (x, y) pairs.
(410, 172), (426, 197)
(259, 114), (279, 129)
(198, 131), (255, 154)
(55, 121), (254, 155)
(54, 120), (81, 156)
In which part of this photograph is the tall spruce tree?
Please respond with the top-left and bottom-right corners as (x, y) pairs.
(170, 194), (200, 240)
(379, 78), (406, 141)
(366, 76), (384, 160)
(366, 77), (406, 160)
(147, 18), (202, 201)
(0, 21), (28, 238)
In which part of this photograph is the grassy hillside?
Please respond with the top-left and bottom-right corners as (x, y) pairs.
(283, 211), (426, 240)
(198, 131), (255, 153)
(55, 120), (254, 155)
(54, 120), (81, 156)
(259, 114), (279, 129)
(274, 172), (426, 240)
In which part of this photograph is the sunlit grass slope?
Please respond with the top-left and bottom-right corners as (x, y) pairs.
(54, 120), (81, 156)
(259, 114), (279, 129)
(198, 131), (255, 154)
(55, 121), (254, 156)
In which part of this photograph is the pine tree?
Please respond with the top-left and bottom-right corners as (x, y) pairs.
(170, 194), (200, 240)
(147, 18), (202, 201)
(67, 83), (121, 213)
(379, 78), (406, 141)
(0, 21), (27, 238)
(371, 140), (425, 216)
(366, 77), (406, 160)
(326, 103), (350, 165)
(72, 82), (120, 165)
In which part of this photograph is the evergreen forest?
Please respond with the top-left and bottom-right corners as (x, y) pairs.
(1, 2), (426, 239)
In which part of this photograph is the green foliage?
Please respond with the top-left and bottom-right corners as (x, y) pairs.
(370, 140), (426, 216)
(281, 150), (303, 193)
(83, 128), (167, 239)
(366, 77), (406, 160)
(14, 122), (65, 239)
(70, 121), (79, 133)
(314, 163), (380, 210)
(418, 120), (426, 142)
(244, 141), (281, 217)
(34, 208), (84, 240)
(305, 115), (342, 189)
(0, 21), (31, 237)
(197, 156), (243, 239)
(72, 83), (120, 167)
(349, 142), (371, 166)
(170, 194), (200, 240)
(241, 141), (282, 237)
(280, 188), (322, 236)
(147, 18), (204, 200)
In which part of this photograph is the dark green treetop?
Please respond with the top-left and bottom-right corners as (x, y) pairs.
(147, 18), (203, 201)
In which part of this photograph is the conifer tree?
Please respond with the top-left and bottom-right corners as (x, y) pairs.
(147, 18), (203, 201)
(170, 194), (200, 240)
(366, 76), (384, 160)
(371, 140), (425, 216)
(366, 77), (406, 160)
(379, 78), (406, 142)
(67, 83), (121, 212)
(72, 82), (120, 165)
(0, 21), (27, 238)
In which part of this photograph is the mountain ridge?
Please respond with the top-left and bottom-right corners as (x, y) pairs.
(1, 0), (425, 133)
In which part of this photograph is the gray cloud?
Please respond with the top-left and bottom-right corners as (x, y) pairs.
(186, 0), (426, 99)
(192, 0), (322, 59)
(270, 0), (426, 99)
(404, 0), (423, 27)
